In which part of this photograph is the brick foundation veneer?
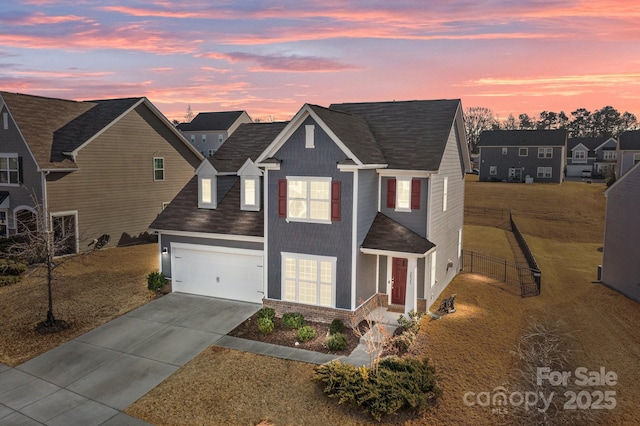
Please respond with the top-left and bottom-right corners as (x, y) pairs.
(263, 293), (388, 326)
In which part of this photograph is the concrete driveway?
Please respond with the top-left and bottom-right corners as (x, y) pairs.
(0, 293), (260, 425)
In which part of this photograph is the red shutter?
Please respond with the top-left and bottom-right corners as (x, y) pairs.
(278, 179), (287, 218)
(411, 179), (421, 209)
(331, 181), (341, 221)
(386, 178), (396, 208)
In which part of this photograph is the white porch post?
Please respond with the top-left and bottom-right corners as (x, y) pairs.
(405, 257), (418, 314)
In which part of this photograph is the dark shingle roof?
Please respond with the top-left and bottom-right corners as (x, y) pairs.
(308, 104), (386, 165)
(568, 137), (608, 152)
(177, 111), (247, 131)
(619, 130), (640, 150)
(478, 130), (567, 147)
(149, 176), (263, 236)
(362, 213), (435, 254)
(330, 100), (461, 170)
(210, 122), (287, 173)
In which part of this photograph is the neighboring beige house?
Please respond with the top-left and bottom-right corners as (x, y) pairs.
(0, 91), (202, 253)
(177, 111), (252, 157)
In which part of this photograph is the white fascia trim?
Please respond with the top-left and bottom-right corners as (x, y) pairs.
(337, 163), (387, 171)
(195, 158), (218, 175)
(256, 162), (280, 171)
(151, 229), (264, 243)
(171, 242), (263, 257)
(42, 168), (78, 173)
(238, 158), (263, 176)
(359, 247), (429, 258)
(376, 169), (434, 178)
(351, 169), (358, 310)
(595, 137), (617, 151)
(263, 168), (269, 301)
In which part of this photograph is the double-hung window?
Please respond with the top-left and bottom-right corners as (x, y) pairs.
(519, 148), (528, 157)
(386, 177), (421, 212)
(0, 155), (19, 185)
(537, 167), (552, 178)
(153, 157), (164, 181)
(538, 147), (553, 158)
(287, 177), (331, 222)
(573, 150), (586, 163)
(282, 253), (335, 307)
(489, 166), (497, 175)
(241, 176), (260, 211)
(603, 151), (616, 160)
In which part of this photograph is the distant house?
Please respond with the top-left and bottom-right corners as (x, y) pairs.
(601, 161), (640, 303)
(566, 137), (617, 178)
(177, 111), (252, 157)
(0, 91), (202, 252)
(477, 130), (567, 183)
(617, 130), (640, 177)
(151, 99), (471, 321)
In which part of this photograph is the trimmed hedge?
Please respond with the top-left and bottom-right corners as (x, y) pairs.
(257, 317), (274, 334)
(314, 356), (441, 421)
(257, 307), (276, 321)
(296, 325), (316, 342)
(327, 332), (347, 351)
(282, 312), (305, 329)
(329, 318), (346, 335)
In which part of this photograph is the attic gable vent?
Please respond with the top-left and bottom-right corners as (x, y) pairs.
(305, 125), (315, 148)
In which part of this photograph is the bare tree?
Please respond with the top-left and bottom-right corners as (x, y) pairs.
(8, 200), (75, 331)
(503, 114), (519, 130)
(518, 113), (535, 130)
(464, 107), (498, 153)
(350, 300), (393, 373)
(184, 104), (194, 123)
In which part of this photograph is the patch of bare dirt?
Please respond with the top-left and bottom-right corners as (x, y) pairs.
(228, 313), (361, 356)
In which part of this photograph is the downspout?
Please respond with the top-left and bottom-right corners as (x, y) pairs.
(41, 171), (49, 231)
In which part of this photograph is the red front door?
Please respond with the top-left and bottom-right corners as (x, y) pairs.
(391, 257), (408, 305)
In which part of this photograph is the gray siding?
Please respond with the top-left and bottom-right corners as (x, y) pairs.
(0, 104), (43, 230)
(159, 233), (263, 277)
(354, 168), (379, 304)
(479, 146), (564, 183)
(46, 103), (201, 250)
(601, 165), (640, 302)
(378, 255), (387, 293)
(425, 124), (465, 309)
(619, 150), (639, 176)
(267, 117), (354, 309)
(355, 252), (377, 304)
(379, 176), (428, 237)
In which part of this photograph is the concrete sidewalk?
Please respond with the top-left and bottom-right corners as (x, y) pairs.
(0, 295), (403, 425)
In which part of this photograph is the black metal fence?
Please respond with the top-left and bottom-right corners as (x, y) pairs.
(509, 211), (542, 295)
(461, 250), (540, 297)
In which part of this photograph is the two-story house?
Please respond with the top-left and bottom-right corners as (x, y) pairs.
(478, 130), (567, 183)
(151, 100), (470, 323)
(617, 130), (640, 177)
(566, 137), (617, 178)
(177, 111), (252, 157)
(0, 91), (202, 252)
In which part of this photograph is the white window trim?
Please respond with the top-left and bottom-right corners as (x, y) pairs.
(489, 166), (497, 176)
(202, 134), (206, 142)
(0, 153), (20, 186)
(537, 167), (552, 178)
(281, 252), (336, 307)
(395, 176), (412, 212)
(190, 135), (196, 143)
(153, 157), (165, 181)
(538, 147), (553, 158)
(218, 133), (224, 143)
(198, 175), (217, 209)
(573, 150), (587, 163)
(286, 176), (332, 224)
(634, 153), (640, 164)
(241, 176), (260, 211)
(502, 147), (508, 155)
(305, 125), (315, 148)
(603, 151), (616, 160)
(50, 210), (79, 254)
(442, 177), (448, 212)
(430, 250), (437, 288)
(457, 229), (462, 259)
(518, 148), (528, 157)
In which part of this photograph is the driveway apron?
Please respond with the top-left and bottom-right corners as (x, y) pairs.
(0, 294), (260, 425)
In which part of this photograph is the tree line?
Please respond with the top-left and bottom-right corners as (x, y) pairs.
(464, 106), (639, 153)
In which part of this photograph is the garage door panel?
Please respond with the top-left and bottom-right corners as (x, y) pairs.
(172, 246), (263, 303)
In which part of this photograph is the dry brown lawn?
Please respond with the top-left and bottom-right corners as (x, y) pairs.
(0, 243), (158, 366)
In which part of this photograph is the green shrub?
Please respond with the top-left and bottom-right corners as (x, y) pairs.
(0, 275), (21, 287)
(314, 356), (441, 421)
(296, 325), (316, 342)
(606, 176), (616, 187)
(327, 332), (347, 351)
(257, 317), (274, 334)
(391, 330), (416, 354)
(329, 318), (345, 335)
(0, 259), (27, 276)
(257, 307), (276, 321)
(397, 310), (424, 334)
(147, 271), (167, 292)
(282, 312), (305, 329)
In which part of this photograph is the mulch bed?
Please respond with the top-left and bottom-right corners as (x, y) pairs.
(228, 313), (362, 355)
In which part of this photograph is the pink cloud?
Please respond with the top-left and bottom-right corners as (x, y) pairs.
(199, 51), (359, 72)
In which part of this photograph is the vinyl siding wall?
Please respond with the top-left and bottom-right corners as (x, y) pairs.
(0, 104), (43, 230)
(355, 168), (379, 304)
(479, 145), (564, 183)
(266, 116), (354, 309)
(46, 103), (201, 250)
(379, 176), (428, 237)
(601, 165), (640, 302)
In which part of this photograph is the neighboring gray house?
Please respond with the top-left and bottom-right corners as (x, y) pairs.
(151, 100), (471, 322)
(478, 130), (567, 183)
(601, 161), (640, 303)
(177, 111), (252, 157)
(566, 137), (617, 178)
(617, 130), (640, 177)
(0, 91), (202, 251)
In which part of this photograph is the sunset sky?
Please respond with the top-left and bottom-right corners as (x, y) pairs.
(1, 0), (639, 122)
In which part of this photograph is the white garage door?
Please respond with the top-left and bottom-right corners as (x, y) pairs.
(171, 244), (264, 303)
(566, 164), (591, 177)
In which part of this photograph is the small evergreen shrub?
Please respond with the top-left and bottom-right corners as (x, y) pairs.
(257, 317), (274, 334)
(0, 275), (21, 287)
(314, 356), (441, 421)
(146, 271), (167, 292)
(397, 310), (424, 334)
(329, 318), (345, 335)
(296, 325), (316, 342)
(0, 259), (27, 276)
(282, 312), (305, 329)
(606, 176), (616, 187)
(257, 307), (276, 321)
(327, 332), (347, 351)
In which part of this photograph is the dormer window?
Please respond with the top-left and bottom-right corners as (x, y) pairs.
(241, 176), (260, 211)
(573, 150), (586, 163)
(199, 175), (216, 209)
